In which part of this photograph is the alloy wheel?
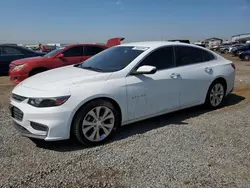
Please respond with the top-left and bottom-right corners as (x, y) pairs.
(209, 83), (224, 107)
(82, 106), (115, 142)
(244, 55), (249, 61)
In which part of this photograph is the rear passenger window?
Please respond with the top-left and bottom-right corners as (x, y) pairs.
(137, 46), (175, 70)
(175, 46), (203, 66)
(84, 46), (104, 56)
(203, 50), (215, 61)
(63, 46), (83, 57)
(2, 47), (23, 55)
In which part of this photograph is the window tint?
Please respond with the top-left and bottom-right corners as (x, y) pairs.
(44, 47), (65, 58)
(84, 46), (104, 56)
(137, 46), (175, 70)
(63, 46), (83, 57)
(175, 46), (203, 66)
(2, 47), (23, 55)
(80, 46), (144, 72)
(202, 50), (215, 61)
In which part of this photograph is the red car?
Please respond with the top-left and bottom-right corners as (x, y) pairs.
(9, 37), (124, 84)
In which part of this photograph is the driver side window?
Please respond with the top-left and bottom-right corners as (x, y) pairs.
(63, 46), (83, 57)
(136, 46), (175, 70)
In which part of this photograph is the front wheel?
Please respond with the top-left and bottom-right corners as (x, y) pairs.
(205, 81), (225, 109)
(71, 100), (120, 146)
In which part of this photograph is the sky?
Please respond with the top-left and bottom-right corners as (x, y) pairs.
(1, 0), (250, 44)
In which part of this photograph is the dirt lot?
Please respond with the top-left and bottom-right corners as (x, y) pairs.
(0, 55), (250, 188)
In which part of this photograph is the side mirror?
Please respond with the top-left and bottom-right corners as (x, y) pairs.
(132, 65), (157, 75)
(57, 53), (64, 59)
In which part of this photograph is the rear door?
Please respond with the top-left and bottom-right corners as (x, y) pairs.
(174, 45), (216, 107)
(61, 46), (84, 65)
(0, 46), (25, 75)
(83, 45), (105, 62)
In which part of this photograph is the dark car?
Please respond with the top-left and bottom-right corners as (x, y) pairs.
(239, 50), (250, 61)
(231, 43), (250, 56)
(0, 45), (45, 76)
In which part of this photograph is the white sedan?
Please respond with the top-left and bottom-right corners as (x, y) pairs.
(10, 41), (235, 146)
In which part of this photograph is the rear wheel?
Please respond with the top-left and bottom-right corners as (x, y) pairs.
(205, 81), (225, 109)
(71, 100), (120, 146)
(244, 55), (249, 61)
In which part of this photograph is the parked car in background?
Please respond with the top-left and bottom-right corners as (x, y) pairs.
(239, 50), (250, 61)
(0, 45), (45, 76)
(41, 45), (55, 53)
(229, 44), (245, 53)
(10, 41), (235, 146)
(210, 44), (220, 51)
(231, 43), (250, 56)
(9, 37), (124, 83)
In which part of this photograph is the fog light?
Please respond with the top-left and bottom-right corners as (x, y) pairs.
(30, 122), (48, 132)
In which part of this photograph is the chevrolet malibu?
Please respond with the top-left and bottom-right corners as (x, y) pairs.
(10, 41), (235, 146)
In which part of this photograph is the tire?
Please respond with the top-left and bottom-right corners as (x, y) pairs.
(236, 51), (242, 56)
(29, 68), (46, 77)
(71, 99), (120, 146)
(205, 80), (226, 109)
(244, 55), (249, 61)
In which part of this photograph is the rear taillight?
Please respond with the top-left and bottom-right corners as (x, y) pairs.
(231, 63), (236, 70)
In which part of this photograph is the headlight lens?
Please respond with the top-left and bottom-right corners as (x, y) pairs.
(28, 95), (70, 107)
(12, 64), (26, 71)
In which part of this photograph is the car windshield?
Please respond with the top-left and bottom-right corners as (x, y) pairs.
(44, 47), (65, 58)
(79, 46), (146, 72)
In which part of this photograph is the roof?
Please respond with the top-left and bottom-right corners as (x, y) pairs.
(120, 41), (203, 49)
(232, 33), (250, 37)
(204, 37), (223, 41)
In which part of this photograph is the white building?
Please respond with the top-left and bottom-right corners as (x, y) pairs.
(231, 33), (250, 43)
(203, 38), (223, 47)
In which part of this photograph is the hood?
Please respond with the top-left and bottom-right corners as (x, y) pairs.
(11, 56), (45, 65)
(20, 65), (112, 91)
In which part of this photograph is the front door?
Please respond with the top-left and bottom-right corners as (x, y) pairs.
(126, 46), (181, 120)
(60, 46), (84, 66)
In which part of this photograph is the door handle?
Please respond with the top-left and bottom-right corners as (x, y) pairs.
(170, 73), (181, 79)
(204, 67), (212, 73)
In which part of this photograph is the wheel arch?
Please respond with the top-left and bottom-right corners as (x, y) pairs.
(203, 76), (228, 104)
(29, 67), (48, 76)
(69, 96), (123, 137)
(212, 76), (227, 92)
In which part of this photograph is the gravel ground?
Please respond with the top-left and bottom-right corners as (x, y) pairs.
(0, 57), (250, 188)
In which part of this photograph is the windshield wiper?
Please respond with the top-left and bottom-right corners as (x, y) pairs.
(81, 66), (103, 72)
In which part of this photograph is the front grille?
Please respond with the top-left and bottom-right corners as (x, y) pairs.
(11, 106), (24, 121)
(12, 94), (27, 102)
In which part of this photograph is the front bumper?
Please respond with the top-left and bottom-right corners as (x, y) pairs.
(9, 72), (28, 84)
(10, 98), (73, 141)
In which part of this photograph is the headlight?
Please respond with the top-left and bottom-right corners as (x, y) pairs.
(12, 64), (26, 71)
(28, 95), (70, 107)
